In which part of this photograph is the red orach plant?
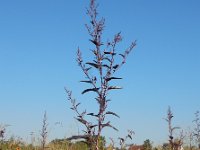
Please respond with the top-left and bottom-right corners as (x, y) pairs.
(66, 0), (136, 149)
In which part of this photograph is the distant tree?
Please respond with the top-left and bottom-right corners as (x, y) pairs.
(66, 0), (136, 149)
(143, 139), (153, 150)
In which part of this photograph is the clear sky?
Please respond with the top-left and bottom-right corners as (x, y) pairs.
(0, 0), (200, 146)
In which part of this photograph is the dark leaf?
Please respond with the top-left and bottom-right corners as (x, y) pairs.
(119, 53), (125, 58)
(91, 50), (97, 55)
(105, 77), (122, 81)
(87, 113), (99, 117)
(86, 62), (99, 68)
(89, 39), (99, 46)
(92, 76), (97, 82)
(76, 118), (88, 125)
(76, 103), (81, 107)
(95, 97), (100, 102)
(127, 134), (132, 140)
(89, 125), (98, 129)
(93, 60), (98, 63)
(110, 125), (118, 131)
(85, 67), (92, 72)
(119, 138), (125, 143)
(87, 113), (94, 116)
(106, 99), (111, 102)
(104, 51), (116, 55)
(101, 122), (110, 128)
(80, 80), (92, 84)
(105, 111), (120, 118)
(101, 121), (118, 131)
(103, 57), (112, 63)
(82, 130), (87, 134)
(108, 86), (122, 90)
(82, 88), (99, 94)
(102, 64), (110, 68)
(90, 20), (94, 25)
(113, 64), (119, 69)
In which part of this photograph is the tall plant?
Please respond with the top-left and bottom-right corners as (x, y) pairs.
(164, 106), (180, 150)
(193, 111), (200, 149)
(40, 111), (48, 150)
(66, 0), (136, 149)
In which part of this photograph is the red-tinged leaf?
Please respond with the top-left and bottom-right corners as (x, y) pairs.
(82, 88), (99, 94)
(86, 62), (99, 68)
(108, 86), (122, 90)
(80, 80), (92, 84)
(105, 77), (122, 81)
(105, 111), (120, 118)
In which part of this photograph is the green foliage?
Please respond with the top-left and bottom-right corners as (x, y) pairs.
(143, 139), (153, 150)
(73, 141), (88, 150)
(98, 136), (106, 150)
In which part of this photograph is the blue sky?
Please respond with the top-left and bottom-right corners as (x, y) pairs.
(0, 0), (200, 145)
